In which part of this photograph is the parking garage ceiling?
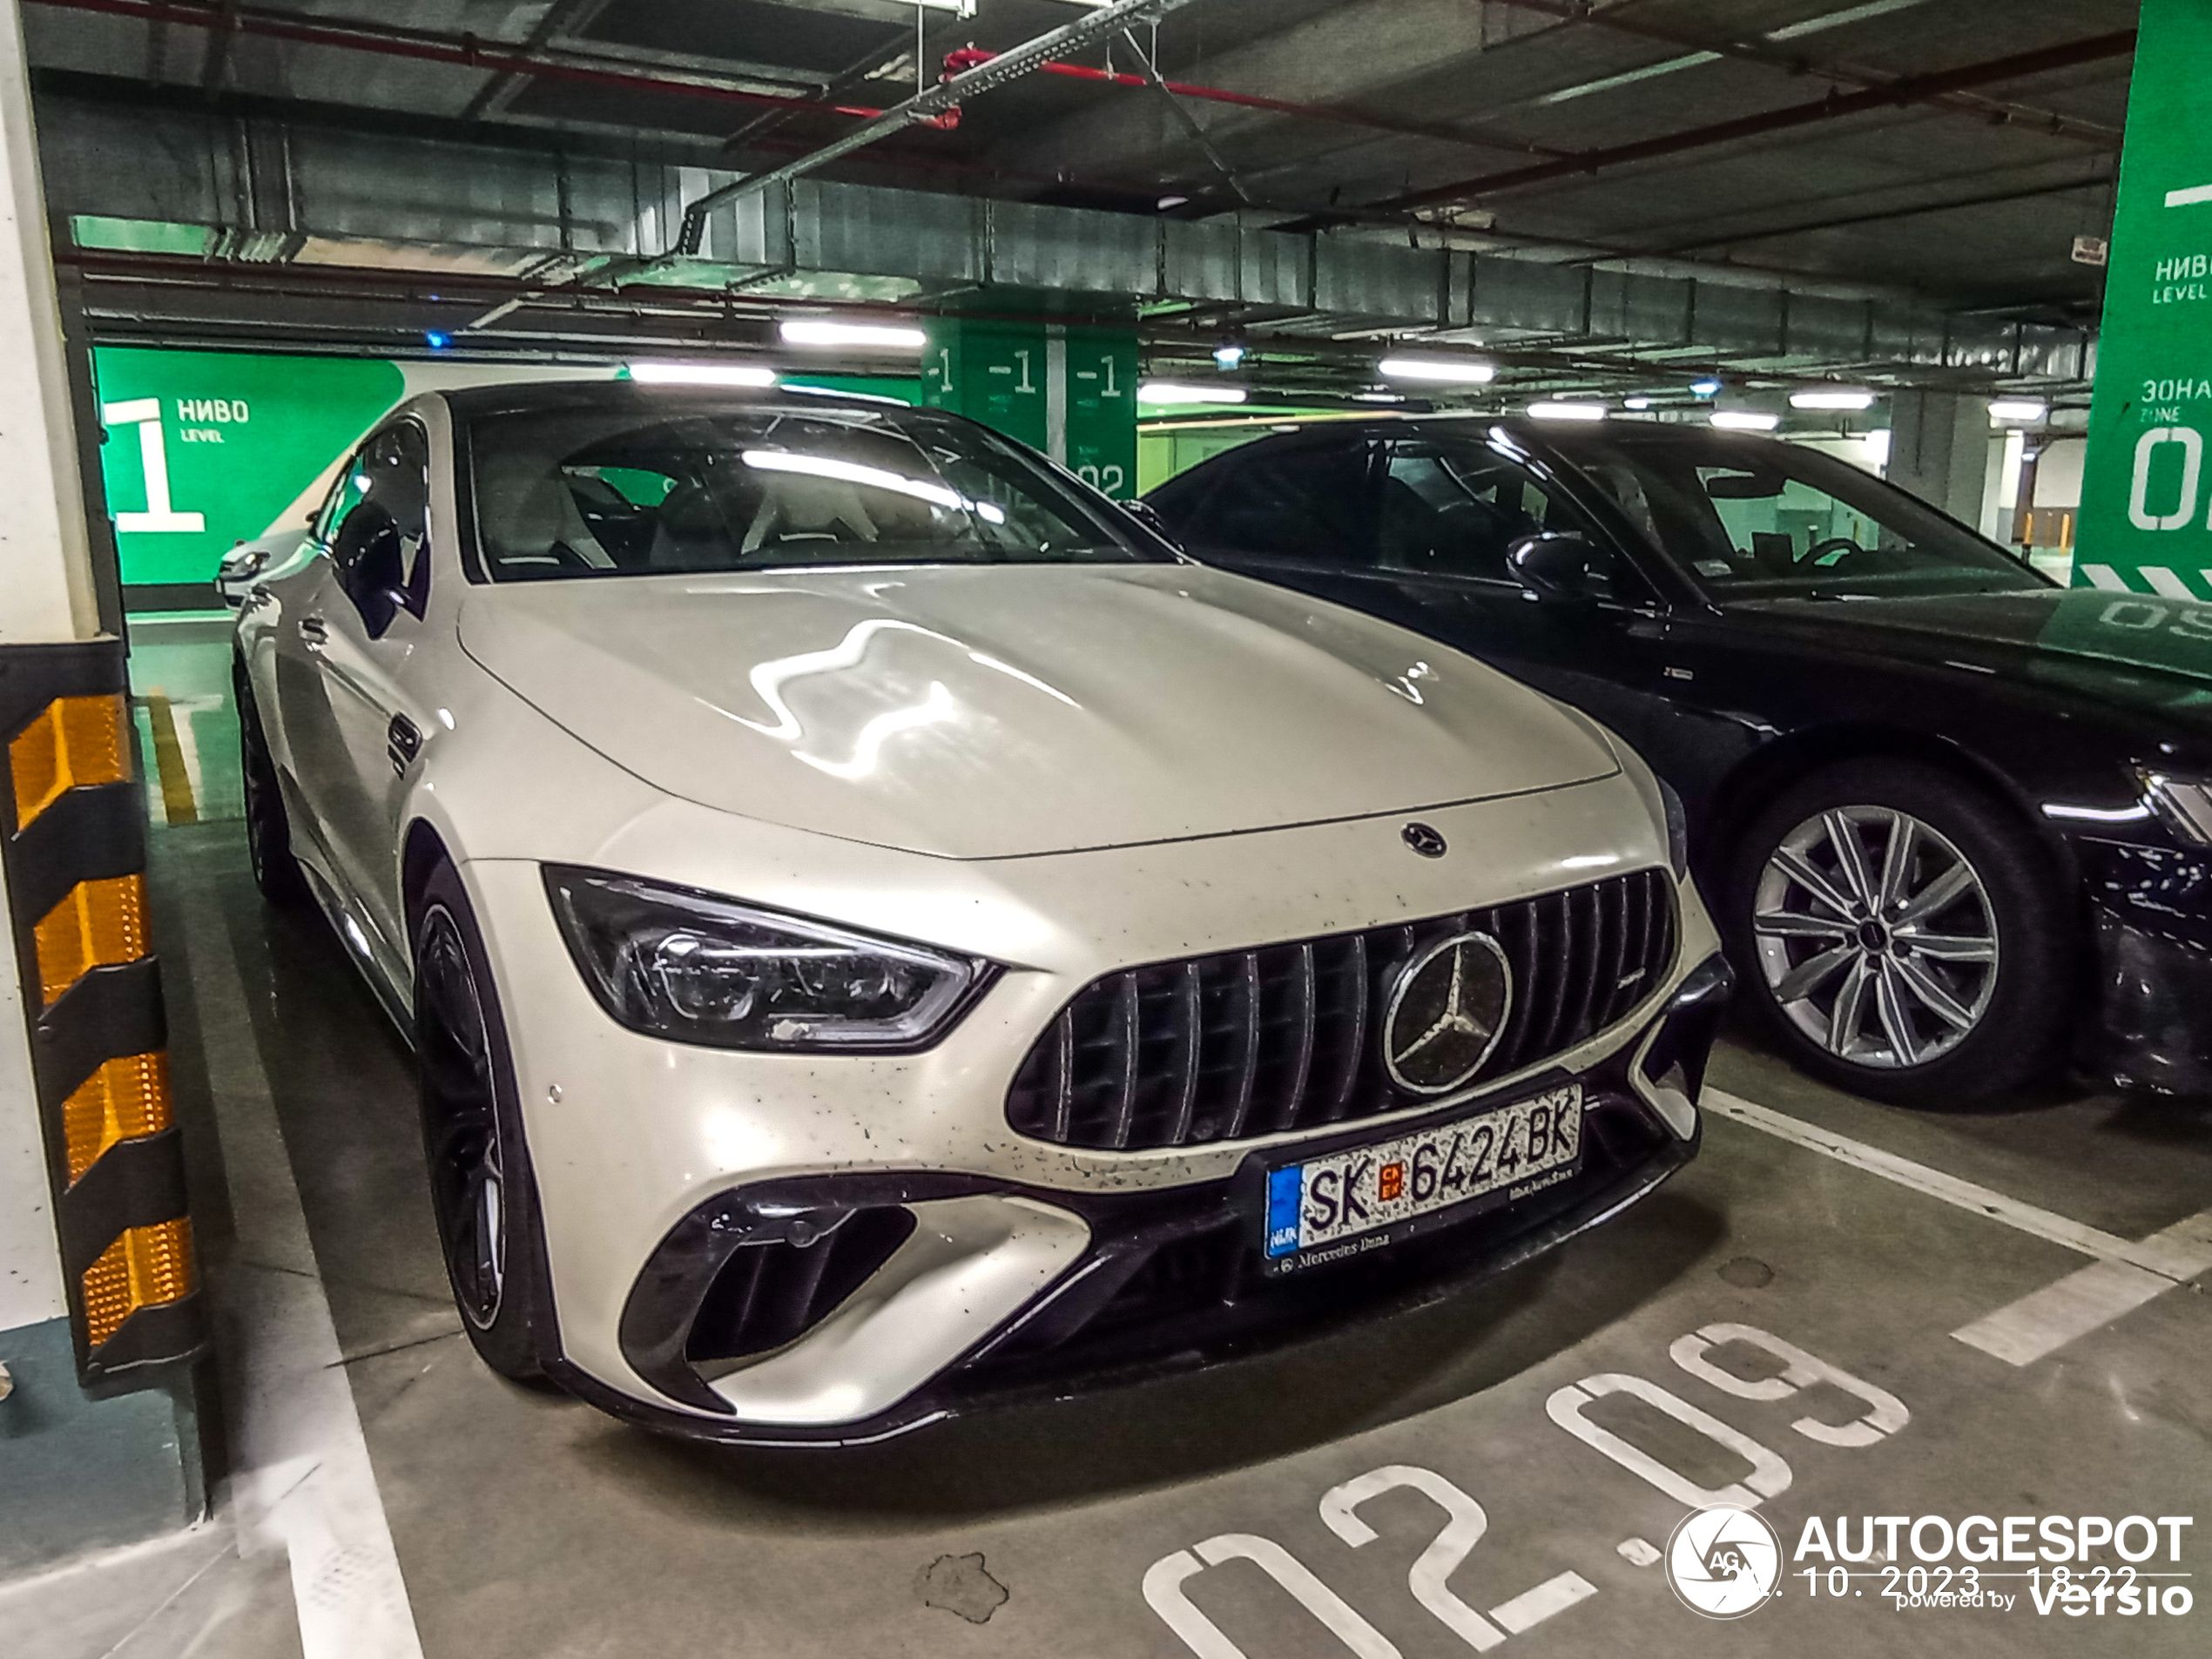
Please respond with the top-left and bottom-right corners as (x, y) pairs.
(21, 0), (2137, 395)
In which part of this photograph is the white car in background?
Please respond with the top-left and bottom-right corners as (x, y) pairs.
(232, 382), (1729, 1444)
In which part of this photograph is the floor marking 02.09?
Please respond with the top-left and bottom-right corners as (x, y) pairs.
(1144, 1465), (1596, 1658)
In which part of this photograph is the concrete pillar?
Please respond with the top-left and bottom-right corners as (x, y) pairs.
(0, 0), (91, 1346)
(1886, 389), (1992, 526)
(0, 0), (206, 1576)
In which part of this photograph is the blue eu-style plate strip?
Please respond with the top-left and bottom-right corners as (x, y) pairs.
(1264, 1165), (1304, 1258)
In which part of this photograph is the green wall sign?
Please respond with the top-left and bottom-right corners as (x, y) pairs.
(921, 318), (1137, 497)
(93, 347), (406, 588)
(2077, 0), (2212, 604)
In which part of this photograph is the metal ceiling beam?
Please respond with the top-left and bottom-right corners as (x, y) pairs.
(1492, 0), (2125, 149)
(25, 0), (894, 120)
(666, 0), (1211, 257)
(1372, 30), (2137, 215)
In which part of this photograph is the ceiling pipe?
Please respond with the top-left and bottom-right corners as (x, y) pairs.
(25, 0), (897, 120)
(941, 46), (1568, 160)
(1375, 30), (2137, 215)
(1490, 0), (2123, 150)
(664, 0), (1211, 259)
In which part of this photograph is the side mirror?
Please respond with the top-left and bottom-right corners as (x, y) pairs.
(1121, 497), (1181, 548)
(1508, 532), (1614, 604)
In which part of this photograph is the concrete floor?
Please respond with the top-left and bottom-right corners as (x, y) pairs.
(8, 612), (2209, 1658)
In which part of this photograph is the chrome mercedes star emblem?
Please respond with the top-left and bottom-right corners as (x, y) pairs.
(1383, 932), (1514, 1095)
(1402, 822), (1447, 858)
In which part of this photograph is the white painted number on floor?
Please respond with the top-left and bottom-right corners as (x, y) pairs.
(1144, 1466), (1595, 1658)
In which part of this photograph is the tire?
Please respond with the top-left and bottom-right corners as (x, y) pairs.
(235, 664), (310, 908)
(412, 860), (555, 1383)
(1722, 759), (2073, 1107)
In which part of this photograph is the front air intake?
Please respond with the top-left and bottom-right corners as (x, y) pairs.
(1005, 868), (1674, 1151)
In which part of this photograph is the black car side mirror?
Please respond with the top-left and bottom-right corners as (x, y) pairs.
(1122, 497), (1182, 549)
(1508, 532), (1614, 604)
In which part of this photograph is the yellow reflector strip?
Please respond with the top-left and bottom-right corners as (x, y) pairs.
(33, 873), (150, 1006)
(62, 1052), (172, 1184)
(9, 694), (128, 831)
(80, 1217), (195, 1348)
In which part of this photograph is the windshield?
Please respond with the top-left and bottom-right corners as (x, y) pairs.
(1547, 430), (2047, 599)
(464, 401), (1163, 580)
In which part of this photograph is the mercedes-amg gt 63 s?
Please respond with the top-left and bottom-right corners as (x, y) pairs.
(234, 383), (1726, 1444)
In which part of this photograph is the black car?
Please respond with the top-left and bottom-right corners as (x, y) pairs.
(1146, 419), (2212, 1106)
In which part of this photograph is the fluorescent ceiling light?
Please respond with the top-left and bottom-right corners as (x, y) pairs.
(628, 362), (777, 387)
(1623, 396), (1652, 410)
(779, 319), (927, 350)
(1527, 401), (1606, 421)
(1379, 355), (1496, 384)
(1790, 388), (1876, 410)
(1138, 381), (1247, 404)
(1988, 399), (2049, 421)
(1352, 391), (1406, 403)
(1691, 379), (1723, 396)
(1711, 409), (1781, 431)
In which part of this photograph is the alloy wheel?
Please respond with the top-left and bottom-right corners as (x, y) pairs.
(1751, 806), (2000, 1070)
(415, 903), (507, 1329)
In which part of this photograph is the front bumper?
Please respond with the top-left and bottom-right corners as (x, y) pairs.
(2079, 840), (2212, 1097)
(550, 954), (1730, 1446)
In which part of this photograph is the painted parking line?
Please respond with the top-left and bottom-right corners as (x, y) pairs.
(1705, 1089), (2212, 1365)
(176, 866), (425, 1659)
(140, 689), (200, 824)
(1953, 1208), (2212, 1366)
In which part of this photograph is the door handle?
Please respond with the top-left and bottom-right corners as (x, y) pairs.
(298, 614), (328, 644)
(387, 713), (422, 776)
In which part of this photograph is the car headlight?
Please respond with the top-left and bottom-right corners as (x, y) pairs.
(2140, 770), (2212, 846)
(543, 867), (992, 1051)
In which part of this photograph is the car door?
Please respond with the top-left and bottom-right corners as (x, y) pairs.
(281, 421), (435, 963)
(1363, 435), (1680, 752)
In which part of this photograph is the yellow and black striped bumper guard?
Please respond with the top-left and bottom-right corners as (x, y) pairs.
(2, 639), (205, 1386)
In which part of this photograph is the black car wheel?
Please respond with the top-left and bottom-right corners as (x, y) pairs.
(1723, 759), (2073, 1106)
(414, 860), (551, 1383)
(236, 665), (310, 908)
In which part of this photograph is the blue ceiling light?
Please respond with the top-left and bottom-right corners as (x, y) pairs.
(1213, 341), (1246, 371)
(1691, 378), (1722, 397)
(425, 330), (452, 350)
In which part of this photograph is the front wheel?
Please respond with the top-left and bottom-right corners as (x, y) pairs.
(236, 665), (309, 907)
(413, 861), (552, 1383)
(1723, 759), (2073, 1107)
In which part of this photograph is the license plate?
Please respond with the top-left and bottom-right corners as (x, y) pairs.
(1261, 1084), (1582, 1271)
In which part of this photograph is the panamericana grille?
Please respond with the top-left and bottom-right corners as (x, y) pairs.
(1006, 868), (1674, 1151)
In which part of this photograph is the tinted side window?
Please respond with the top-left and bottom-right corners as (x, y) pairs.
(1376, 441), (1589, 581)
(1173, 442), (1376, 562)
(329, 424), (429, 633)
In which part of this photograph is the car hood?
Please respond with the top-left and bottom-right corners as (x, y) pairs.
(458, 563), (1621, 859)
(1730, 586), (2212, 723)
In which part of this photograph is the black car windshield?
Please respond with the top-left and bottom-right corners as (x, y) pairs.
(1544, 428), (2047, 599)
(465, 400), (1164, 580)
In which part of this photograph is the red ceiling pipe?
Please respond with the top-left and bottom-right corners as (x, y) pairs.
(938, 45), (1534, 152)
